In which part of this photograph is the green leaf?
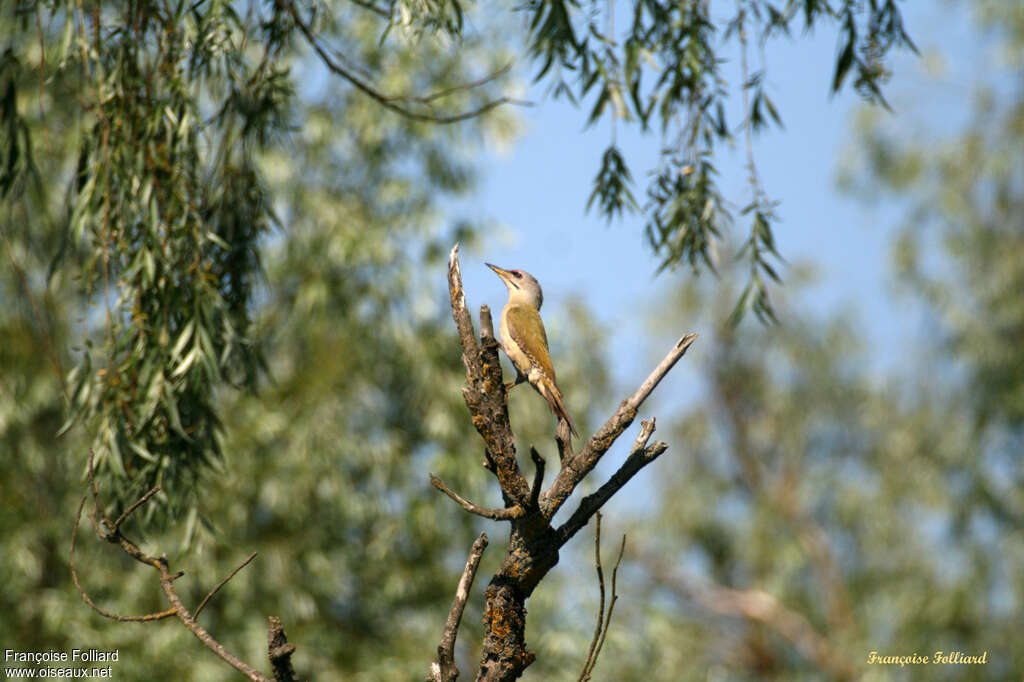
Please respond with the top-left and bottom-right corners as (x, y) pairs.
(170, 319), (195, 362)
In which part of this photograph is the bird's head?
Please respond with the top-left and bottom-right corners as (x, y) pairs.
(486, 263), (544, 310)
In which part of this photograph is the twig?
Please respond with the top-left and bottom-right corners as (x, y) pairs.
(111, 485), (161, 531)
(281, 0), (516, 124)
(430, 473), (524, 520)
(626, 333), (698, 414)
(590, 534), (625, 678)
(194, 552), (259, 619)
(577, 513), (607, 682)
(433, 533), (489, 682)
(577, 513), (626, 682)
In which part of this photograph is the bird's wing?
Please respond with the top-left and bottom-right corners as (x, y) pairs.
(505, 304), (557, 385)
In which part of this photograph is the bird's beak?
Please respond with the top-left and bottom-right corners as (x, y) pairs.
(486, 263), (518, 289)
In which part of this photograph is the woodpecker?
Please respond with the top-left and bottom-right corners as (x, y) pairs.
(487, 263), (579, 437)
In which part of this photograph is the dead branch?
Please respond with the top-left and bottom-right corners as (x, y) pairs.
(268, 617), (298, 682)
(154, 553), (271, 682)
(577, 514), (606, 682)
(432, 533), (490, 682)
(542, 334), (697, 518)
(439, 244), (697, 682)
(590, 534), (624, 679)
(448, 243), (480, 377)
(555, 419), (667, 546)
(448, 244), (531, 508)
(431, 473), (524, 520)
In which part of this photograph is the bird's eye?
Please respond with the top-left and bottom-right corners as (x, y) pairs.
(512, 271), (523, 279)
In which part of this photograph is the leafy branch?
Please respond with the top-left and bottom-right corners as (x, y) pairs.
(523, 0), (917, 322)
(280, 0), (521, 124)
(730, 2), (782, 324)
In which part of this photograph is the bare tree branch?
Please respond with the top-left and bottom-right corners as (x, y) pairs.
(542, 334), (696, 518)
(431, 473), (524, 520)
(556, 419), (667, 546)
(449, 243), (480, 376)
(194, 552), (259, 620)
(590, 533), (625, 679)
(268, 617), (298, 682)
(433, 533), (489, 682)
(102, 516), (271, 677)
(280, 0), (518, 124)
(156, 555), (272, 682)
(577, 513), (607, 682)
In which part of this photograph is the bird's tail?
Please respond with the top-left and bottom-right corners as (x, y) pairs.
(541, 380), (579, 438)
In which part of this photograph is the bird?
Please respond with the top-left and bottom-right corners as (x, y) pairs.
(487, 263), (579, 437)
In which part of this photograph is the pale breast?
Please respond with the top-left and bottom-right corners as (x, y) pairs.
(500, 305), (533, 375)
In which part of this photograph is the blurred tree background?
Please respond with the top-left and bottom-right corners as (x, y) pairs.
(0, 0), (1019, 680)
(592, 1), (1023, 680)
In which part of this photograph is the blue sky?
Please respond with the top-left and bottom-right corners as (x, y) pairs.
(451, 0), (988, 407)
(432, 0), (1021, 572)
